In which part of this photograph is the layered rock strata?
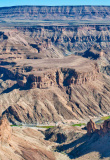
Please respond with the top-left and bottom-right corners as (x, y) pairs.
(16, 25), (110, 55)
(0, 6), (110, 20)
(1, 25), (110, 59)
(0, 57), (99, 89)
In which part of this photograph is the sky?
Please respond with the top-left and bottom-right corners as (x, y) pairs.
(0, 0), (110, 7)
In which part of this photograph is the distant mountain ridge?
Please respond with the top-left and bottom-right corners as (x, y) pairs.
(0, 5), (110, 20)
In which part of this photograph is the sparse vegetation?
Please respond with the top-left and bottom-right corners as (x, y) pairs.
(10, 125), (22, 127)
(72, 123), (86, 127)
(101, 116), (110, 120)
(36, 126), (54, 129)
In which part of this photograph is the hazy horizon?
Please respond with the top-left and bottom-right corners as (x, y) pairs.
(1, 5), (110, 8)
(0, 0), (110, 8)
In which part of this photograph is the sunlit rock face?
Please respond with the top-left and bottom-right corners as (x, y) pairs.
(87, 119), (110, 136)
(87, 119), (97, 135)
(0, 117), (12, 145)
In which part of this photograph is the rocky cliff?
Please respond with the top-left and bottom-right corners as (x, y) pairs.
(0, 55), (100, 89)
(0, 6), (110, 20)
(17, 66), (99, 89)
(0, 25), (110, 59)
(16, 25), (110, 56)
(0, 117), (12, 145)
(0, 56), (110, 124)
(87, 119), (110, 136)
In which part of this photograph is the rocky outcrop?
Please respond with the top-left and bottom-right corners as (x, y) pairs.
(87, 119), (110, 136)
(102, 119), (110, 133)
(17, 76), (27, 87)
(45, 125), (81, 144)
(58, 120), (110, 160)
(83, 44), (105, 60)
(0, 58), (100, 89)
(0, 117), (12, 145)
(0, 123), (56, 160)
(16, 61), (99, 89)
(17, 67), (99, 89)
(87, 119), (97, 135)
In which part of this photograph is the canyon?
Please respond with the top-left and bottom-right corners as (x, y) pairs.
(0, 6), (110, 21)
(0, 5), (110, 160)
(0, 22), (110, 124)
(1, 24), (110, 61)
(1, 113), (110, 160)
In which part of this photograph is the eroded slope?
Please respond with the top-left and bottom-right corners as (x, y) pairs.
(0, 55), (109, 124)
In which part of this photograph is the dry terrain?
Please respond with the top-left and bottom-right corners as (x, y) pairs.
(0, 6), (110, 21)
(0, 5), (110, 160)
(1, 117), (110, 160)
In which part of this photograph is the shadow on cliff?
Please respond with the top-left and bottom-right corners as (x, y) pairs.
(1, 84), (19, 94)
(56, 133), (110, 159)
(1, 83), (30, 94)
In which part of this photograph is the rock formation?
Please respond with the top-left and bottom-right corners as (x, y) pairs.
(0, 123), (56, 160)
(87, 119), (110, 136)
(0, 6), (110, 21)
(0, 55), (100, 89)
(102, 119), (110, 133)
(0, 53), (110, 124)
(87, 119), (97, 135)
(0, 116), (12, 145)
(45, 125), (81, 144)
(17, 76), (27, 88)
(15, 25), (110, 57)
(83, 44), (105, 60)
(0, 24), (110, 60)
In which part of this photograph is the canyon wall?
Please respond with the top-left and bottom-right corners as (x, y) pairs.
(0, 25), (110, 59)
(16, 25), (110, 55)
(0, 63), (99, 89)
(0, 6), (110, 20)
